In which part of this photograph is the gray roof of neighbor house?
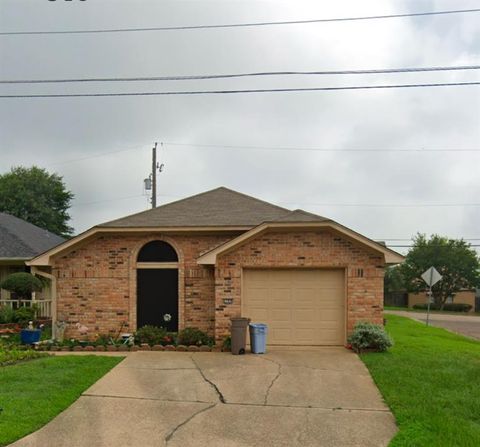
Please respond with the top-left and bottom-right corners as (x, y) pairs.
(99, 187), (330, 228)
(0, 212), (65, 259)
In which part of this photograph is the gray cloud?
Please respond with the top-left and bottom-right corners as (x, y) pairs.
(1, 0), (479, 254)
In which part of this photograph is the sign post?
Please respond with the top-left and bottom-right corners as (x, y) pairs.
(421, 267), (442, 326)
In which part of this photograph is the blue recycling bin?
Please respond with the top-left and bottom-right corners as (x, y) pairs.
(249, 323), (268, 354)
(20, 329), (41, 345)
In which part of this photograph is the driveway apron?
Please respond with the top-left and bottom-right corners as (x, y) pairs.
(10, 349), (397, 447)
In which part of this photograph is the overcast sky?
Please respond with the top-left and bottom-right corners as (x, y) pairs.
(0, 0), (479, 253)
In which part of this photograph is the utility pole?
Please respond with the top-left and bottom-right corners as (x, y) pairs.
(152, 142), (157, 208)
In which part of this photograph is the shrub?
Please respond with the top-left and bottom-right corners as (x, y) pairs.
(177, 327), (213, 347)
(14, 306), (36, 324)
(134, 325), (167, 345)
(348, 322), (393, 353)
(222, 336), (231, 351)
(0, 273), (43, 299)
(0, 306), (16, 324)
(412, 303), (472, 312)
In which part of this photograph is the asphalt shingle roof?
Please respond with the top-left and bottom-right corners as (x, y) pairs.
(99, 187), (329, 228)
(0, 213), (65, 259)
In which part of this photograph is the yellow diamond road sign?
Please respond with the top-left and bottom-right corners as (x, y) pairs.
(421, 266), (442, 287)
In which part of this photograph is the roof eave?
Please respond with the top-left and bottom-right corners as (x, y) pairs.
(197, 221), (405, 265)
(27, 225), (253, 266)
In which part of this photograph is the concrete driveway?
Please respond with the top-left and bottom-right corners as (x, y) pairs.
(386, 310), (480, 340)
(10, 349), (397, 447)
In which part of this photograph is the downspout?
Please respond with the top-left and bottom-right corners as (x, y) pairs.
(31, 266), (57, 339)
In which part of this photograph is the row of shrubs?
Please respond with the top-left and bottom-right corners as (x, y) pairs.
(412, 303), (472, 312)
(0, 306), (36, 324)
(134, 326), (214, 347)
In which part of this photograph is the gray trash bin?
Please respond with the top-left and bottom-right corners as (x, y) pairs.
(230, 317), (250, 355)
(249, 323), (268, 354)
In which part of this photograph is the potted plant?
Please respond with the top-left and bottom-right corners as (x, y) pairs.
(0, 273), (43, 345)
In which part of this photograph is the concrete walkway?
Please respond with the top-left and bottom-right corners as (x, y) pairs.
(386, 310), (480, 340)
(10, 349), (397, 447)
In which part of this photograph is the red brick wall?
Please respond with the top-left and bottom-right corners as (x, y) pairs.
(52, 229), (385, 344)
(214, 230), (385, 343)
(52, 233), (234, 339)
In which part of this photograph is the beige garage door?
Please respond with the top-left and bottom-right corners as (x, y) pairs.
(243, 269), (345, 345)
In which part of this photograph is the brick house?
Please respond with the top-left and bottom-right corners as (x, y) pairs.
(28, 187), (404, 345)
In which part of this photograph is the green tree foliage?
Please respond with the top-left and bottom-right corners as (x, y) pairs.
(0, 272), (43, 299)
(384, 265), (406, 293)
(400, 234), (480, 309)
(0, 166), (74, 237)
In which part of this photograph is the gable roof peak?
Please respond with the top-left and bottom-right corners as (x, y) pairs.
(98, 186), (292, 228)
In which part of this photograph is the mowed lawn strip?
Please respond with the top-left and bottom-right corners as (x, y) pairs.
(0, 355), (123, 446)
(361, 315), (480, 447)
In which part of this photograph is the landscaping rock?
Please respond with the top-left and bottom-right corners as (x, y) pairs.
(176, 345), (188, 352)
(164, 345), (176, 351)
(95, 345), (106, 351)
(61, 346), (70, 352)
(84, 345), (95, 351)
(106, 345), (118, 352)
(139, 343), (151, 351)
(117, 345), (129, 352)
(187, 345), (200, 352)
(199, 345), (212, 352)
(73, 346), (84, 352)
(130, 345), (138, 351)
(152, 344), (164, 351)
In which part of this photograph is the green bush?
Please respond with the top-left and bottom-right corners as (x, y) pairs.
(348, 322), (393, 353)
(222, 336), (231, 351)
(134, 325), (168, 345)
(177, 327), (213, 346)
(0, 306), (16, 324)
(0, 273), (43, 299)
(14, 307), (36, 324)
(412, 303), (473, 312)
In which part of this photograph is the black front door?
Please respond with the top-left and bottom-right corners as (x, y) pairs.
(137, 269), (178, 331)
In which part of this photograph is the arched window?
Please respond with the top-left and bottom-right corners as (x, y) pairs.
(137, 240), (178, 263)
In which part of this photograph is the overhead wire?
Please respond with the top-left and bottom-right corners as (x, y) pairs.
(1, 65), (479, 84)
(1, 7), (479, 35)
(1, 81), (480, 98)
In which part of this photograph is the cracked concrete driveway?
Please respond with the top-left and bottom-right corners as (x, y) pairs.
(10, 349), (397, 447)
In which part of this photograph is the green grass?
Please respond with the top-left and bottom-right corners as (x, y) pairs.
(384, 306), (480, 316)
(361, 315), (480, 446)
(0, 355), (123, 446)
(0, 348), (48, 366)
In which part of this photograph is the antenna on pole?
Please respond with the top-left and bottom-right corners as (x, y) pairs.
(152, 142), (157, 208)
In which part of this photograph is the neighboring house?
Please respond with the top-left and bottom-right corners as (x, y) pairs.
(28, 187), (404, 345)
(0, 212), (65, 313)
(408, 290), (477, 312)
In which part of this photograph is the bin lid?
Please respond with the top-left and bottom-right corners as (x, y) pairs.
(249, 323), (267, 328)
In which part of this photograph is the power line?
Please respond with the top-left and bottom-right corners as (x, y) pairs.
(1, 8), (479, 36)
(376, 238), (480, 241)
(165, 142), (480, 153)
(1, 81), (479, 99)
(45, 143), (151, 167)
(387, 244), (480, 247)
(2, 65), (479, 84)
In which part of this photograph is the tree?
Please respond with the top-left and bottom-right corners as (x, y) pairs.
(0, 166), (74, 237)
(400, 234), (480, 310)
(384, 265), (406, 294)
(0, 272), (43, 299)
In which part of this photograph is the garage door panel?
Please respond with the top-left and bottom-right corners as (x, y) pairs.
(243, 269), (345, 346)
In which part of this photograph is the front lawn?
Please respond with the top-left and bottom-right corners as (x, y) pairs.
(384, 306), (480, 316)
(0, 355), (123, 446)
(361, 315), (480, 446)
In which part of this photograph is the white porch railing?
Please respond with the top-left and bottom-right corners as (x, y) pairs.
(0, 299), (52, 318)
